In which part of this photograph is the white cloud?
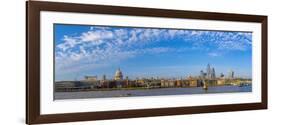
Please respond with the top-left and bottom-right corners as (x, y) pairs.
(56, 35), (79, 51)
(80, 30), (114, 42)
(55, 26), (252, 76)
(208, 52), (221, 57)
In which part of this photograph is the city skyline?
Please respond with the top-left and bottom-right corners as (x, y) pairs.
(62, 64), (245, 81)
(54, 24), (252, 81)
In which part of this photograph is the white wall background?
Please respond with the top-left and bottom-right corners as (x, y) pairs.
(0, 0), (280, 124)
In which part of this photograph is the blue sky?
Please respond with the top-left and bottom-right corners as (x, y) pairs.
(54, 24), (252, 81)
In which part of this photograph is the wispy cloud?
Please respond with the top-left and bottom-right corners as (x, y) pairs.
(208, 52), (221, 57)
(55, 25), (252, 78)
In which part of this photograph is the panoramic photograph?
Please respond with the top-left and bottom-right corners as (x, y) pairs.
(54, 24), (252, 100)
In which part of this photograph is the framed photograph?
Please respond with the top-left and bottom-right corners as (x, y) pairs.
(26, 1), (267, 124)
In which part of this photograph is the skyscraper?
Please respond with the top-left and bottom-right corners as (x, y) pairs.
(206, 63), (211, 79)
(229, 70), (234, 79)
(211, 67), (216, 79)
(200, 70), (205, 79)
(220, 73), (225, 78)
(102, 74), (106, 81)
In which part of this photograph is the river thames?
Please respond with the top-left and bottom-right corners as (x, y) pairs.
(54, 85), (252, 100)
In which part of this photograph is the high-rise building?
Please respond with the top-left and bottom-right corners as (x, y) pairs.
(206, 63), (211, 79)
(200, 64), (218, 79)
(102, 74), (106, 81)
(211, 67), (216, 79)
(228, 70), (234, 79)
(220, 73), (224, 78)
(200, 70), (205, 79)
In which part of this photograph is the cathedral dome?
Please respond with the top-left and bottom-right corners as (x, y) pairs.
(114, 68), (123, 80)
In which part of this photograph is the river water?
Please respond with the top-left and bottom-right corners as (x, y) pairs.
(54, 85), (252, 100)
